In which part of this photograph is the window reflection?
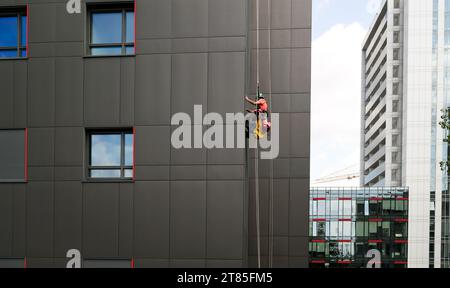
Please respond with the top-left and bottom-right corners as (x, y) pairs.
(0, 12), (27, 58)
(0, 16), (18, 46)
(92, 12), (122, 44)
(309, 188), (409, 268)
(91, 134), (121, 166)
(88, 6), (135, 56)
(88, 131), (134, 179)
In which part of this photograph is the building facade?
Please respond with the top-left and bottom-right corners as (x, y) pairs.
(0, 0), (311, 268)
(361, 0), (450, 268)
(309, 187), (409, 268)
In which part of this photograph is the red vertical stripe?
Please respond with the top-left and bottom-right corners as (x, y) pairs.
(25, 128), (28, 182)
(26, 4), (29, 57)
(131, 258), (135, 268)
(133, 127), (136, 180)
(24, 257), (27, 269)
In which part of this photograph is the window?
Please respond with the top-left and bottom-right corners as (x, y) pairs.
(0, 8), (27, 58)
(87, 130), (134, 179)
(394, 0), (400, 9)
(392, 82), (400, 95)
(340, 200), (352, 217)
(393, 14), (400, 26)
(393, 48), (400, 61)
(392, 169), (399, 182)
(393, 31), (400, 44)
(0, 129), (26, 182)
(392, 117), (399, 129)
(88, 4), (134, 56)
(393, 65), (400, 78)
(392, 100), (399, 112)
(317, 200), (326, 216)
(329, 221), (339, 237)
(313, 222), (326, 237)
(392, 134), (400, 147)
(392, 151), (399, 163)
(356, 222), (368, 237)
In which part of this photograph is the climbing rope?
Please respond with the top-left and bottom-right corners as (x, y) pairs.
(253, 0), (275, 269)
(267, 0), (275, 269)
(254, 0), (262, 269)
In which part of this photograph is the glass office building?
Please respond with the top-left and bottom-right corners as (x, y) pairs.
(309, 187), (409, 268)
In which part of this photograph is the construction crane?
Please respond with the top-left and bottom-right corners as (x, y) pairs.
(313, 173), (359, 185)
(312, 165), (359, 185)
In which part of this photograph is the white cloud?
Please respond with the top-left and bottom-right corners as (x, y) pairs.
(311, 23), (367, 187)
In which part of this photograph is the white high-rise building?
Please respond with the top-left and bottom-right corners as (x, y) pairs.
(361, 0), (450, 268)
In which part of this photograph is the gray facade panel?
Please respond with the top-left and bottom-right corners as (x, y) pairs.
(135, 55), (171, 126)
(26, 182), (54, 258)
(13, 62), (28, 128)
(208, 52), (246, 117)
(134, 181), (170, 259)
(136, 0), (172, 39)
(28, 59), (55, 127)
(208, 0), (247, 37)
(54, 181), (82, 258)
(28, 128), (54, 167)
(206, 181), (244, 259)
(171, 53), (208, 117)
(170, 181), (207, 259)
(83, 184), (120, 258)
(55, 58), (83, 126)
(12, 185), (26, 257)
(29, 4), (56, 43)
(172, 0), (208, 38)
(0, 63), (14, 128)
(0, 185), (13, 256)
(54, 127), (84, 167)
(84, 59), (121, 126)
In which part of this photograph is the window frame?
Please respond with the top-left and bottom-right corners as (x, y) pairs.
(87, 4), (135, 56)
(86, 130), (134, 181)
(0, 7), (27, 59)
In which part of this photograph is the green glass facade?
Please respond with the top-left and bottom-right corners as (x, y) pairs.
(309, 187), (408, 268)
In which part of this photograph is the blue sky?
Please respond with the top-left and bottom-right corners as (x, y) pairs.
(313, 0), (382, 40)
(311, 0), (382, 186)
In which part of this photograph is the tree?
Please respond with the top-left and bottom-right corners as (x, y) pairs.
(439, 108), (450, 173)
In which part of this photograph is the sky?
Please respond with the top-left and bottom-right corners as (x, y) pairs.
(310, 0), (383, 187)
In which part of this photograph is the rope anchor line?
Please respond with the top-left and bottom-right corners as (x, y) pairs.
(252, 0), (274, 269)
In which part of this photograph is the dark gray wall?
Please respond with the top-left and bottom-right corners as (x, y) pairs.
(0, 0), (310, 268)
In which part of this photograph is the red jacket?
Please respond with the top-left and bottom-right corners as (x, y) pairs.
(256, 99), (268, 112)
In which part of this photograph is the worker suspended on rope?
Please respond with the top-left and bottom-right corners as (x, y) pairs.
(245, 93), (272, 131)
